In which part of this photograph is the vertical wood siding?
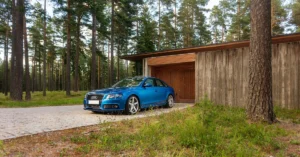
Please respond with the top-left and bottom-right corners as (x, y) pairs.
(195, 42), (300, 109)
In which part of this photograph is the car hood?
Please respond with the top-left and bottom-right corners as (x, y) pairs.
(87, 87), (134, 95)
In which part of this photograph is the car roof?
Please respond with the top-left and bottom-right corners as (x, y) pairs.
(129, 76), (158, 80)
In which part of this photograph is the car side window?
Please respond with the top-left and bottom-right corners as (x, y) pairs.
(144, 79), (155, 86)
(155, 79), (164, 87)
(162, 81), (168, 87)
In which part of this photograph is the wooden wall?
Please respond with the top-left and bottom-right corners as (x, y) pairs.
(195, 42), (300, 109)
(148, 53), (195, 66)
(152, 63), (195, 103)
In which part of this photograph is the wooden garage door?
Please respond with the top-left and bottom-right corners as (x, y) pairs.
(152, 62), (195, 103)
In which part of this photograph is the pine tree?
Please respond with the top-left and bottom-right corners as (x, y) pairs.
(160, 13), (176, 49)
(10, 0), (24, 100)
(74, 0), (89, 92)
(24, 8), (31, 100)
(271, 0), (287, 35)
(136, 6), (156, 53)
(91, 0), (97, 90)
(248, 0), (275, 123)
(0, 0), (10, 96)
(227, 0), (250, 41)
(291, 0), (300, 32)
(177, 0), (210, 47)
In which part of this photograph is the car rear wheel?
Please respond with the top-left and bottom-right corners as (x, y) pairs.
(165, 95), (174, 108)
(125, 96), (140, 115)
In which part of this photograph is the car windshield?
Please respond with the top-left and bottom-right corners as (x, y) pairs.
(112, 77), (144, 88)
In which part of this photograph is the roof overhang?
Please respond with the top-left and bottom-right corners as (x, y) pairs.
(120, 33), (300, 61)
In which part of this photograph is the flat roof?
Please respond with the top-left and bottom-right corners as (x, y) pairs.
(120, 33), (300, 61)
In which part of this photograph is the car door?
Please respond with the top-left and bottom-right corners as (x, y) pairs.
(154, 79), (167, 106)
(139, 78), (157, 107)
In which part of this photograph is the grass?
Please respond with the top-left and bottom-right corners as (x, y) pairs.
(0, 91), (87, 108)
(3, 97), (299, 156)
(290, 140), (300, 145)
(274, 106), (300, 124)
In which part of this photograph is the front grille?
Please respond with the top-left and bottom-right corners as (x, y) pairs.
(87, 94), (104, 100)
(104, 104), (119, 109)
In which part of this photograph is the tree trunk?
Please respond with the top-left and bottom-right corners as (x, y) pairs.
(10, 0), (16, 98)
(48, 62), (51, 91)
(158, 0), (161, 50)
(32, 45), (36, 93)
(136, 21), (139, 52)
(23, 14), (31, 100)
(43, 0), (47, 96)
(237, 0), (241, 40)
(57, 62), (61, 90)
(62, 53), (65, 90)
(51, 61), (54, 91)
(248, 0), (275, 123)
(91, 0), (97, 90)
(98, 55), (100, 88)
(39, 46), (42, 91)
(107, 41), (110, 87)
(174, 0), (177, 48)
(126, 60), (128, 76)
(10, 0), (24, 100)
(221, 26), (224, 42)
(110, 0), (115, 86)
(75, 15), (81, 92)
(56, 67), (59, 91)
(4, 23), (9, 96)
(66, 0), (71, 96)
(117, 41), (120, 82)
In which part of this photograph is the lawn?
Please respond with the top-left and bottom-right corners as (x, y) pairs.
(0, 91), (87, 108)
(1, 98), (299, 157)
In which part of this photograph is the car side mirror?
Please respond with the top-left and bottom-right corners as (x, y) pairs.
(143, 83), (152, 87)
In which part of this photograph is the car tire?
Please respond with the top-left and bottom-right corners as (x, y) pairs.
(125, 95), (140, 115)
(165, 95), (174, 108)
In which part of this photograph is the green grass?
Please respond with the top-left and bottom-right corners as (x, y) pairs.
(61, 97), (290, 156)
(0, 91), (87, 108)
(0, 140), (4, 157)
(3, 96), (299, 156)
(0, 140), (3, 150)
(290, 140), (300, 145)
(274, 106), (300, 124)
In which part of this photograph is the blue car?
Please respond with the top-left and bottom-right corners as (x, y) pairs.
(83, 76), (175, 114)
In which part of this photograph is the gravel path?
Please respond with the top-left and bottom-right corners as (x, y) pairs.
(0, 103), (193, 140)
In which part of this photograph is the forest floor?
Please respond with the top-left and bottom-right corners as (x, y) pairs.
(1, 99), (299, 157)
(0, 91), (86, 108)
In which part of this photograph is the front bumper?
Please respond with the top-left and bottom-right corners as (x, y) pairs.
(83, 98), (125, 112)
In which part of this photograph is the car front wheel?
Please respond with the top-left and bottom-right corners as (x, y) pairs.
(125, 96), (140, 115)
(165, 95), (174, 108)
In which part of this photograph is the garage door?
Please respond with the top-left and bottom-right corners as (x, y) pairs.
(151, 62), (195, 103)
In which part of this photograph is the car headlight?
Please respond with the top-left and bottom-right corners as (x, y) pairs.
(106, 94), (123, 99)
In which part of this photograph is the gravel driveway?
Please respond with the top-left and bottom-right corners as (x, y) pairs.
(0, 103), (193, 140)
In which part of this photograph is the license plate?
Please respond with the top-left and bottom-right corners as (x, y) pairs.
(88, 100), (99, 105)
